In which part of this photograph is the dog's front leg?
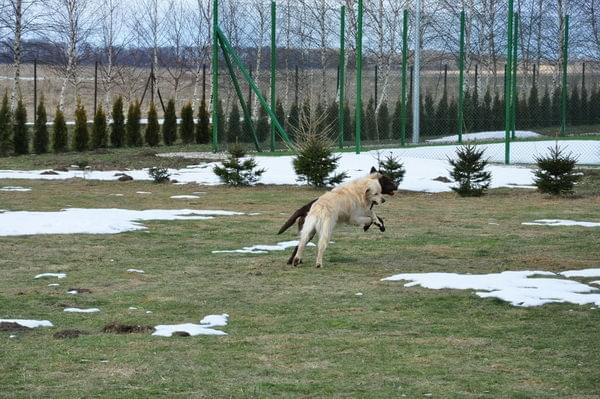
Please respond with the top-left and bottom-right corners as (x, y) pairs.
(370, 210), (385, 232)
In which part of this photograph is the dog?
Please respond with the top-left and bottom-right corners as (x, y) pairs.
(278, 167), (397, 268)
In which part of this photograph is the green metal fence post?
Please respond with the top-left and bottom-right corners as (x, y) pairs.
(561, 15), (569, 137)
(211, 0), (219, 152)
(457, 10), (465, 144)
(504, 0), (514, 165)
(400, 9), (408, 147)
(270, 1), (276, 152)
(338, 5), (346, 149)
(511, 12), (518, 139)
(354, 0), (363, 154)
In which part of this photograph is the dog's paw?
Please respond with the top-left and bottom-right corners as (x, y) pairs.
(316, 263), (322, 268)
(375, 216), (385, 232)
(292, 257), (301, 267)
(363, 223), (372, 232)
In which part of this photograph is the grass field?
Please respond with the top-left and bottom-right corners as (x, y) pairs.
(1, 168), (600, 398)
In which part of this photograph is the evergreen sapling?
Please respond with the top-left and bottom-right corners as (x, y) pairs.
(448, 144), (492, 197)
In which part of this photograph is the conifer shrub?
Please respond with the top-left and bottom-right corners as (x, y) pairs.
(13, 99), (29, 155)
(91, 104), (108, 149)
(145, 102), (160, 147)
(377, 152), (405, 186)
(227, 103), (242, 143)
(111, 96), (125, 147)
(126, 100), (142, 146)
(377, 101), (390, 140)
(72, 101), (88, 152)
(363, 97), (376, 141)
(213, 142), (265, 186)
(0, 93), (12, 156)
(33, 97), (49, 154)
(148, 166), (171, 183)
(275, 99), (286, 133)
(533, 145), (581, 196)
(162, 99), (177, 145)
(52, 107), (68, 153)
(448, 144), (492, 197)
(292, 113), (347, 188)
(196, 99), (210, 144)
(256, 105), (270, 143)
(180, 102), (195, 144)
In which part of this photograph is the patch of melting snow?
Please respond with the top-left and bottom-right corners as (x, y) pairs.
(136, 191), (152, 194)
(67, 290), (78, 294)
(128, 307), (138, 310)
(0, 208), (243, 236)
(109, 194), (124, 197)
(127, 268), (145, 274)
(152, 314), (229, 337)
(170, 195), (200, 199)
(522, 219), (600, 228)
(382, 270), (600, 307)
(590, 281), (600, 286)
(560, 269), (600, 278)
(212, 240), (315, 254)
(35, 273), (66, 279)
(0, 186), (32, 192)
(0, 319), (53, 328)
(64, 308), (100, 313)
(47, 283), (60, 287)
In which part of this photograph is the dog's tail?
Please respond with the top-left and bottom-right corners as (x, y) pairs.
(278, 198), (318, 235)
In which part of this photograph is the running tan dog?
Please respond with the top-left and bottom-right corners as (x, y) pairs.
(279, 167), (397, 268)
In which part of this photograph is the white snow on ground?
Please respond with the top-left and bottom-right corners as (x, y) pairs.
(559, 268), (600, 278)
(0, 186), (31, 192)
(0, 319), (53, 328)
(47, 283), (60, 287)
(152, 314), (229, 337)
(382, 270), (600, 307)
(0, 140), (597, 191)
(136, 191), (152, 194)
(127, 269), (145, 274)
(0, 208), (244, 236)
(522, 219), (600, 228)
(35, 273), (66, 279)
(212, 240), (315, 254)
(170, 195), (200, 199)
(64, 308), (100, 313)
(426, 130), (541, 143)
(591, 281), (600, 286)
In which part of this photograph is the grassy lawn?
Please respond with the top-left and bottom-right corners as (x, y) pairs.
(1, 176), (600, 398)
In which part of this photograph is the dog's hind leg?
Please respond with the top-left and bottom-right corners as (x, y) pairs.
(292, 216), (317, 267)
(315, 217), (334, 268)
(287, 229), (315, 265)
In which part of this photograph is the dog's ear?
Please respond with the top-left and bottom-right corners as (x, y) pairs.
(370, 166), (377, 174)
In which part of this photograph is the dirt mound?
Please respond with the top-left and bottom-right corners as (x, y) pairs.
(0, 322), (30, 332)
(53, 329), (86, 339)
(102, 322), (153, 334)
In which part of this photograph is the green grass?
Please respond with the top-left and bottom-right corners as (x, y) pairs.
(1, 177), (599, 398)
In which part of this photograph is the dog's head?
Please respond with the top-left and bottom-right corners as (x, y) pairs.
(370, 166), (398, 196)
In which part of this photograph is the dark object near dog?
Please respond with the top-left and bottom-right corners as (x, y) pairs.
(0, 322), (30, 332)
(54, 329), (86, 339)
(433, 176), (452, 183)
(364, 216), (385, 232)
(102, 322), (153, 334)
(117, 174), (133, 181)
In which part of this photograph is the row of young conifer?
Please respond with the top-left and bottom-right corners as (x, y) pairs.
(0, 82), (596, 156)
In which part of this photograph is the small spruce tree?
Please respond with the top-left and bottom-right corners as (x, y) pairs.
(145, 102), (160, 147)
(91, 104), (108, 149)
(126, 100), (142, 146)
(213, 143), (265, 186)
(111, 96), (125, 147)
(180, 102), (195, 144)
(52, 107), (68, 153)
(481, 88), (493, 131)
(196, 99), (210, 144)
(377, 101), (390, 140)
(33, 97), (49, 154)
(227, 103), (242, 143)
(162, 99), (177, 145)
(448, 144), (492, 197)
(13, 99), (29, 155)
(533, 145), (581, 195)
(377, 152), (405, 186)
(0, 93), (12, 156)
(72, 101), (88, 152)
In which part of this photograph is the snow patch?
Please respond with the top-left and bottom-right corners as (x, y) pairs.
(426, 130), (541, 143)
(212, 240), (315, 254)
(0, 186), (31, 192)
(560, 269), (600, 278)
(0, 208), (243, 236)
(522, 219), (600, 228)
(170, 195), (200, 199)
(64, 307), (100, 313)
(382, 270), (600, 307)
(127, 269), (145, 274)
(0, 319), (53, 328)
(35, 273), (66, 279)
(152, 314), (229, 337)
